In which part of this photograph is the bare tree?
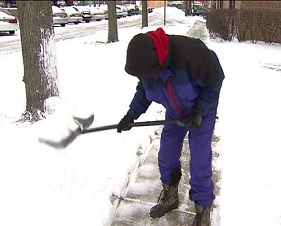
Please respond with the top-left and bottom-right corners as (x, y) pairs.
(107, 0), (118, 43)
(142, 0), (148, 28)
(16, 1), (60, 122)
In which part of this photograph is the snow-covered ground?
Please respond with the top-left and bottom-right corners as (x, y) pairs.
(0, 7), (281, 226)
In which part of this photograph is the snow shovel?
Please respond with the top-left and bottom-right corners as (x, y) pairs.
(38, 114), (185, 149)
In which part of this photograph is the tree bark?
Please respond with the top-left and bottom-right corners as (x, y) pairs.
(107, 0), (118, 43)
(142, 0), (148, 28)
(16, 1), (60, 122)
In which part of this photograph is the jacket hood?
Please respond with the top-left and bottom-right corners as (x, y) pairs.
(125, 28), (169, 78)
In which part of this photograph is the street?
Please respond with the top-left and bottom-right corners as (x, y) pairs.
(0, 11), (190, 53)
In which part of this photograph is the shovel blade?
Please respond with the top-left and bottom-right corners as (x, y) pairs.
(73, 114), (95, 130)
(38, 114), (95, 149)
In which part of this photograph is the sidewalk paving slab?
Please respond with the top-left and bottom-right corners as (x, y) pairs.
(111, 137), (195, 226)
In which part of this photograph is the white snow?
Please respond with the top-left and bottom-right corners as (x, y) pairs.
(0, 6), (281, 226)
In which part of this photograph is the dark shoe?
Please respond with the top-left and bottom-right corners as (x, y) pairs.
(192, 204), (211, 226)
(149, 182), (179, 218)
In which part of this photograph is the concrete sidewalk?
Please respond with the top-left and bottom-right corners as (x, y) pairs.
(186, 20), (210, 45)
(111, 20), (221, 226)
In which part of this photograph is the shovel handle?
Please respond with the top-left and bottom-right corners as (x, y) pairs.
(81, 119), (182, 134)
(38, 119), (185, 149)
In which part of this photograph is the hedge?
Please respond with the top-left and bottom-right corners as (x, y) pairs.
(206, 8), (281, 44)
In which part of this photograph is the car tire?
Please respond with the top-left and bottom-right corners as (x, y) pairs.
(61, 24), (66, 27)
(9, 30), (15, 35)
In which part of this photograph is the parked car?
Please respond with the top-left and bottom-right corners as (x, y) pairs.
(147, 7), (154, 13)
(72, 6), (92, 23)
(0, 11), (18, 34)
(0, 7), (12, 15)
(116, 5), (128, 18)
(124, 4), (140, 16)
(139, 6), (154, 14)
(52, 5), (68, 27)
(97, 4), (108, 14)
(167, 2), (185, 11)
(192, 3), (206, 16)
(88, 6), (107, 21)
(61, 6), (83, 24)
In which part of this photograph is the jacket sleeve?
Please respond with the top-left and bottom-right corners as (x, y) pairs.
(196, 81), (223, 116)
(127, 81), (152, 119)
(195, 50), (225, 116)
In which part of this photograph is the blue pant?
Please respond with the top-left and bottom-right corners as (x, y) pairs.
(158, 108), (216, 207)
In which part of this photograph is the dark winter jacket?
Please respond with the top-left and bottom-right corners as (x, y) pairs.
(125, 28), (225, 119)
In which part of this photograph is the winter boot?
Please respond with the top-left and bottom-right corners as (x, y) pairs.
(192, 203), (211, 226)
(149, 182), (179, 218)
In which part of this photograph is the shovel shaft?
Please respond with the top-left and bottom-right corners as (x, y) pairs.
(39, 118), (184, 149)
(81, 119), (182, 134)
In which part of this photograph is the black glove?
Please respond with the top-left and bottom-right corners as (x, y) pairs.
(117, 113), (134, 133)
(179, 112), (202, 128)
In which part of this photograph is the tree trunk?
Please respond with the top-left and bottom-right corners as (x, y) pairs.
(185, 0), (192, 16)
(107, 0), (118, 43)
(16, 1), (60, 122)
(142, 0), (148, 28)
